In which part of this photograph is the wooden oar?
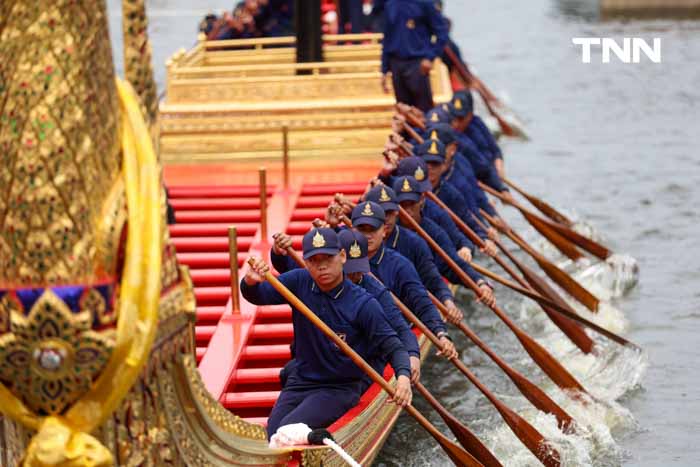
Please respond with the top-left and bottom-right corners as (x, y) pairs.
(386, 286), (561, 466)
(250, 259), (483, 467)
(480, 209), (600, 313)
(468, 220), (640, 350)
(397, 207), (590, 397)
(424, 191), (595, 354)
(414, 382), (503, 467)
(427, 293), (575, 430)
(480, 182), (612, 261)
(443, 45), (527, 140)
(502, 178), (574, 227)
(286, 245), (500, 465)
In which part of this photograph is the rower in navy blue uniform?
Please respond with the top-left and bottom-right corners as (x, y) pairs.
(380, 0), (449, 112)
(362, 185), (465, 324)
(393, 175), (496, 313)
(415, 142), (500, 257)
(242, 228), (412, 439)
(425, 123), (505, 240)
(350, 201), (459, 355)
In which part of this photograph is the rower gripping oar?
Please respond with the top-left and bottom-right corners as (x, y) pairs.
(250, 258), (483, 467)
(398, 207), (590, 397)
(502, 178), (574, 227)
(424, 191), (595, 354)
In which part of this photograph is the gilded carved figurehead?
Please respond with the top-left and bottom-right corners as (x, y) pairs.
(0, 1), (163, 464)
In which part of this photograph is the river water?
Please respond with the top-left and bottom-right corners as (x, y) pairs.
(106, 1), (700, 465)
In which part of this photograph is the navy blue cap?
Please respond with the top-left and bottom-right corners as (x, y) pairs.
(417, 139), (446, 164)
(338, 230), (370, 274)
(393, 176), (423, 202)
(351, 201), (386, 230)
(302, 228), (340, 259)
(425, 123), (457, 146)
(396, 156), (431, 192)
(426, 107), (449, 125)
(449, 90), (474, 118)
(363, 185), (398, 212)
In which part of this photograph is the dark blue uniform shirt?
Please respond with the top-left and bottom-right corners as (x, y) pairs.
(241, 270), (411, 390)
(451, 153), (498, 218)
(454, 131), (507, 192)
(433, 179), (488, 240)
(424, 197), (475, 250)
(386, 224), (454, 303)
(380, 0), (449, 73)
(465, 115), (503, 162)
(369, 244), (447, 335)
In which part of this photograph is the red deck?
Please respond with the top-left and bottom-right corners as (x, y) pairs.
(166, 163), (380, 428)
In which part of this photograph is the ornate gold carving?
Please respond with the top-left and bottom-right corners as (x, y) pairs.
(0, 0), (123, 287)
(0, 290), (115, 415)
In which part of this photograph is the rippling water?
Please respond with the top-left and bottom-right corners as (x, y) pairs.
(107, 1), (700, 465)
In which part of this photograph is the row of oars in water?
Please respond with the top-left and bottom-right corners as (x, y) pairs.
(249, 176), (640, 466)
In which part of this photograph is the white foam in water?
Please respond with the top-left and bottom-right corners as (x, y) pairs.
(474, 214), (646, 466)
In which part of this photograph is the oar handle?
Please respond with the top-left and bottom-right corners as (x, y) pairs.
(425, 191), (484, 248)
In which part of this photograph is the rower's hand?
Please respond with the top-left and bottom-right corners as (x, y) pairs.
(480, 239), (498, 257)
(495, 158), (505, 178)
(334, 194), (355, 215)
(409, 356), (421, 384)
(487, 227), (500, 242)
(436, 336), (458, 360)
(311, 218), (330, 229)
(272, 232), (293, 255)
(420, 58), (433, 76)
(442, 299), (464, 324)
(325, 202), (343, 227)
(489, 215), (506, 232)
(500, 190), (514, 205)
(381, 73), (390, 94)
(244, 257), (269, 285)
(457, 246), (472, 263)
(476, 282), (496, 308)
(392, 375), (412, 407)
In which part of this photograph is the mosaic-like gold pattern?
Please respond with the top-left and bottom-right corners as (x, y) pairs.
(0, 0), (122, 287)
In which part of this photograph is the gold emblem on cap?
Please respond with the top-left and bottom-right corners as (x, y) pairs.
(428, 140), (439, 155)
(430, 113), (439, 122)
(401, 178), (412, 192)
(430, 130), (438, 140)
(414, 166), (425, 181)
(361, 202), (374, 216)
(379, 187), (391, 202)
(349, 241), (362, 258)
(312, 230), (326, 248)
(442, 103), (449, 111)
(406, 19), (415, 29)
(454, 99), (463, 110)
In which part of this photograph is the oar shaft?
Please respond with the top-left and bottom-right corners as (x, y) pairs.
(502, 177), (573, 227)
(254, 261), (481, 467)
(402, 121), (425, 144)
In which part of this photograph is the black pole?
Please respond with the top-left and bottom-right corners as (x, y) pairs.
(294, 0), (323, 71)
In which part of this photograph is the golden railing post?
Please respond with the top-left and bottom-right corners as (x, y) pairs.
(259, 167), (268, 244)
(228, 226), (240, 314)
(282, 125), (289, 190)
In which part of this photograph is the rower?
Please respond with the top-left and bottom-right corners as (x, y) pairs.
(392, 156), (480, 258)
(337, 229), (422, 386)
(380, 0), (449, 112)
(242, 228), (412, 439)
(448, 92), (512, 198)
(425, 123), (504, 238)
(362, 184), (465, 324)
(350, 201), (459, 352)
(414, 143), (500, 257)
(393, 175), (496, 312)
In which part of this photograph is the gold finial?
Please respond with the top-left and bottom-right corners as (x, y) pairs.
(401, 178), (412, 192)
(430, 130), (438, 140)
(0, 0), (123, 287)
(361, 202), (374, 216)
(430, 112), (439, 122)
(379, 187), (391, 202)
(312, 230), (326, 248)
(428, 141), (439, 155)
(454, 98), (463, 110)
(415, 166), (425, 181)
(349, 242), (362, 258)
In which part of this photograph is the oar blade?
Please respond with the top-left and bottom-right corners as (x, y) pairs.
(522, 211), (584, 261)
(442, 416), (503, 467)
(542, 217), (612, 260)
(494, 403), (562, 467)
(504, 178), (573, 226)
(532, 254), (599, 313)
